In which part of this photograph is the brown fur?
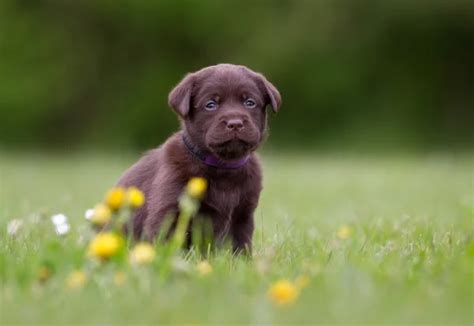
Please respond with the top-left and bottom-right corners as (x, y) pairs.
(117, 64), (281, 253)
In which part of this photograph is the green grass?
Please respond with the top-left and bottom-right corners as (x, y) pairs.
(1, 151), (473, 324)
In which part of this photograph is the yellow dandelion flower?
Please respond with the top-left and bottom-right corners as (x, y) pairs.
(295, 275), (310, 289)
(105, 187), (126, 211)
(126, 187), (145, 208)
(268, 279), (299, 306)
(114, 271), (127, 286)
(38, 266), (52, 283)
(186, 177), (208, 199)
(90, 203), (111, 227)
(129, 242), (156, 266)
(66, 270), (87, 290)
(88, 232), (123, 261)
(196, 260), (213, 276)
(337, 224), (353, 240)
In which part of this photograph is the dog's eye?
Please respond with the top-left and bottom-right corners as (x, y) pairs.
(244, 99), (257, 109)
(204, 100), (218, 111)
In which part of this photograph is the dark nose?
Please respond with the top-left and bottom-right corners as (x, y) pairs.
(226, 118), (244, 131)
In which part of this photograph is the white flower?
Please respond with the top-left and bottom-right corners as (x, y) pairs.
(171, 257), (191, 274)
(7, 219), (23, 236)
(51, 214), (67, 226)
(84, 209), (94, 220)
(55, 223), (70, 236)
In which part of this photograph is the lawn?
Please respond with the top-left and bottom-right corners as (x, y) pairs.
(1, 151), (473, 324)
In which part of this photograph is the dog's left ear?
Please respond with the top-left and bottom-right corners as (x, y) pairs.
(254, 73), (281, 113)
(168, 73), (194, 118)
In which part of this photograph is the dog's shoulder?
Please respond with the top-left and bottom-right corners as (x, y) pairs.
(248, 152), (262, 171)
(245, 153), (263, 183)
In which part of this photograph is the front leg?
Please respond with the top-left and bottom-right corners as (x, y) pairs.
(231, 166), (262, 255)
(231, 206), (255, 255)
(143, 181), (182, 241)
(143, 204), (178, 241)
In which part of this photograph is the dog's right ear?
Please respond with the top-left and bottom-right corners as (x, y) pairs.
(168, 73), (194, 118)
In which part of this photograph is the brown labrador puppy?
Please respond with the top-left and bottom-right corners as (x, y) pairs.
(117, 64), (281, 253)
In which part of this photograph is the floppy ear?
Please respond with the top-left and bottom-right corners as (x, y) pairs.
(255, 73), (281, 113)
(168, 73), (194, 118)
(264, 79), (281, 113)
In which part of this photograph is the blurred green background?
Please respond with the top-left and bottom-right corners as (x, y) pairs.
(1, 0), (473, 151)
(1, 3), (473, 324)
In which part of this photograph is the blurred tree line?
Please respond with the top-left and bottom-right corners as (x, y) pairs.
(0, 0), (473, 151)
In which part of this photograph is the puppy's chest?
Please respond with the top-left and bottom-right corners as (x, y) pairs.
(204, 182), (242, 218)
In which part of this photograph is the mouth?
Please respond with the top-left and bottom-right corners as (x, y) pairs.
(208, 138), (255, 160)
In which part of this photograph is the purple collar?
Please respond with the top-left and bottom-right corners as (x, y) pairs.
(182, 134), (250, 169)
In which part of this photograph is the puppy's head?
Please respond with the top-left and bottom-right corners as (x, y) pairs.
(168, 64), (281, 160)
